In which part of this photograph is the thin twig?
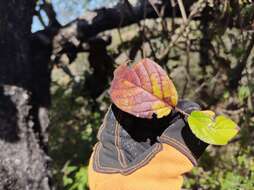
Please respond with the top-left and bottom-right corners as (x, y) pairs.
(181, 76), (189, 99)
(229, 32), (254, 89)
(124, 0), (159, 61)
(40, 0), (60, 27)
(117, 28), (129, 59)
(185, 30), (191, 74)
(36, 10), (47, 28)
(170, 0), (177, 32)
(148, 0), (161, 17)
(177, 0), (187, 23)
(191, 71), (220, 98)
(159, 0), (207, 61)
(148, 0), (168, 34)
(158, 20), (191, 60)
(174, 106), (190, 117)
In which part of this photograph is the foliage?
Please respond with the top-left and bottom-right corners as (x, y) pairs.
(49, 74), (108, 189)
(184, 145), (254, 189)
(63, 163), (88, 190)
(110, 58), (238, 145)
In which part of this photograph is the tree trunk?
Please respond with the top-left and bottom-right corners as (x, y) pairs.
(0, 1), (51, 189)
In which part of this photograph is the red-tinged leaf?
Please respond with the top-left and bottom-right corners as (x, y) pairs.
(109, 58), (178, 118)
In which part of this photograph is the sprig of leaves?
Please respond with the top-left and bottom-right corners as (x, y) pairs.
(109, 58), (239, 145)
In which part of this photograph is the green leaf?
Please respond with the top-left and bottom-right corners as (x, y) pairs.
(187, 111), (239, 145)
(238, 86), (250, 103)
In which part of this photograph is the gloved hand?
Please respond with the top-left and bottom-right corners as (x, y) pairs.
(88, 100), (208, 190)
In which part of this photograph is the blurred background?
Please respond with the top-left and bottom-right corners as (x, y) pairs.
(0, 0), (254, 190)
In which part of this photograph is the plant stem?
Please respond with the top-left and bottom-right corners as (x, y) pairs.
(174, 106), (190, 117)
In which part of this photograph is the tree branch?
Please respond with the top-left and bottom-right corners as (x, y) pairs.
(32, 0), (253, 66)
(33, 0), (195, 64)
(40, 0), (60, 27)
(228, 32), (254, 90)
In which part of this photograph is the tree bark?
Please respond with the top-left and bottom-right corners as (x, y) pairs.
(0, 1), (51, 190)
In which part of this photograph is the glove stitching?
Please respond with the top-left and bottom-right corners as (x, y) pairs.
(97, 123), (104, 141)
(115, 121), (128, 168)
(97, 106), (111, 140)
(122, 143), (162, 175)
(159, 135), (197, 166)
(114, 107), (128, 168)
(93, 142), (162, 175)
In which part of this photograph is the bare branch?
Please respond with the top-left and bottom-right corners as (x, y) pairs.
(158, 0), (207, 61)
(32, 0), (201, 65)
(228, 32), (254, 90)
(40, 0), (60, 27)
(177, 0), (187, 23)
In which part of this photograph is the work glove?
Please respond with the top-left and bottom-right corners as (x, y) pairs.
(88, 100), (208, 190)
